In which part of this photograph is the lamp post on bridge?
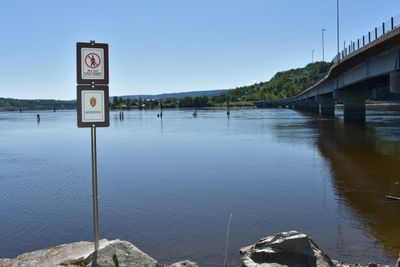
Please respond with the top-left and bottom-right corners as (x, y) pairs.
(337, 0), (340, 62)
(322, 28), (326, 62)
(312, 49), (314, 63)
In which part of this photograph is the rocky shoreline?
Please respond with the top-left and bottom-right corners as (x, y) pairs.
(0, 231), (398, 267)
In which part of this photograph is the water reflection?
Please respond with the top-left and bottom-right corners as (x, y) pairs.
(315, 117), (400, 258)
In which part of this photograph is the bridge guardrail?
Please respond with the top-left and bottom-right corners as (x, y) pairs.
(333, 14), (400, 64)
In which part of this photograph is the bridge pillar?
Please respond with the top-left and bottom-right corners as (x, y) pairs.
(390, 71), (400, 93)
(305, 98), (319, 114)
(294, 101), (304, 110)
(334, 87), (371, 122)
(343, 100), (366, 122)
(317, 94), (335, 117)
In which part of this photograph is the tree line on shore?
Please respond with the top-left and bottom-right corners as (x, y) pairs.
(0, 98), (75, 112)
(111, 62), (332, 110)
(0, 62), (332, 111)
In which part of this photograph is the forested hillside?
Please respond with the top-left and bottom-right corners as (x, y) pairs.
(110, 62), (332, 109)
(219, 61), (332, 103)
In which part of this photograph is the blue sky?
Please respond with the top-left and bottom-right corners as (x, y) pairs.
(0, 0), (399, 99)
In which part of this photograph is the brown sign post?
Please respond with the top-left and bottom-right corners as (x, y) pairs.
(76, 40), (109, 258)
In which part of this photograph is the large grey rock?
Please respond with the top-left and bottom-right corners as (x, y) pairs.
(86, 240), (160, 267)
(0, 239), (160, 267)
(0, 239), (112, 267)
(240, 230), (335, 267)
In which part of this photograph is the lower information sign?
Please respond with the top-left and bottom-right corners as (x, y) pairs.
(77, 85), (110, 127)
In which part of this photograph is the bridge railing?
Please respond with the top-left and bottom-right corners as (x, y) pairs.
(333, 14), (400, 64)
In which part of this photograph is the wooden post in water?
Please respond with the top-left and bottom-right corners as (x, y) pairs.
(226, 95), (230, 116)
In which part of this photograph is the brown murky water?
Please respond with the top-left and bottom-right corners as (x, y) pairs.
(316, 114), (400, 259)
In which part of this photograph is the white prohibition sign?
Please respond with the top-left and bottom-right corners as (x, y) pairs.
(81, 48), (104, 80)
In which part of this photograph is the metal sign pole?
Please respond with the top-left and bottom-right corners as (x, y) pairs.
(91, 125), (100, 251)
(77, 41), (109, 257)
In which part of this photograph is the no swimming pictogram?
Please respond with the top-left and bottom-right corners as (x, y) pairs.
(85, 53), (101, 69)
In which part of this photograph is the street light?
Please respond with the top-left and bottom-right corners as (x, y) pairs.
(322, 29), (326, 62)
(337, 0), (340, 62)
(312, 49), (314, 63)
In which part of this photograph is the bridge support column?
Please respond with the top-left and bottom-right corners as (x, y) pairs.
(390, 71), (400, 93)
(294, 101), (305, 110)
(343, 100), (365, 121)
(304, 98), (319, 114)
(334, 87), (371, 122)
(317, 94), (335, 117)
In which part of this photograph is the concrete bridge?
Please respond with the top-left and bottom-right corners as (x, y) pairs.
(254, 16), (400, 122)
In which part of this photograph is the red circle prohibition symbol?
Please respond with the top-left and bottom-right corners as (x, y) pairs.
(85, 53), (101, 69)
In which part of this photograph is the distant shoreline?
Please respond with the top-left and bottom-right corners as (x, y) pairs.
(1, 101), (400, 112)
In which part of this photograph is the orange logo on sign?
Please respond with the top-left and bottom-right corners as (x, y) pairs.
(90, 97), (97, 107)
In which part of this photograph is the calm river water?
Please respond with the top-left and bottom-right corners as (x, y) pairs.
(0, 108), (399, 266)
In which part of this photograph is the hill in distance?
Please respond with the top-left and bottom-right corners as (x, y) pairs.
(0, 98), (75, 112)
(222, 61), (332, 102)
(0, 90), (228, 111)
(115, 89), (228, 100)
(0, 62), (332, 111)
